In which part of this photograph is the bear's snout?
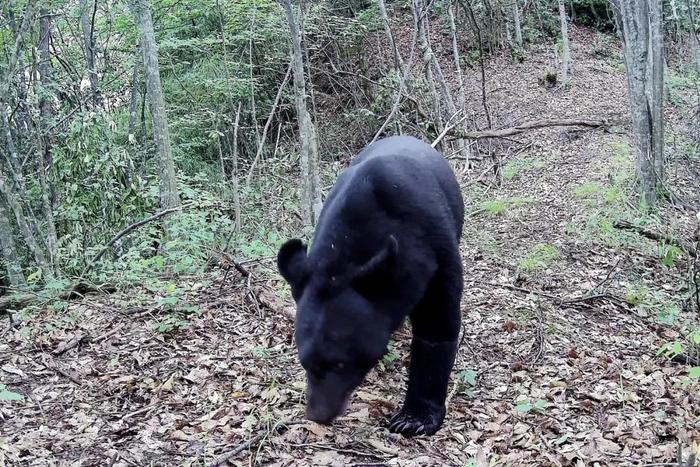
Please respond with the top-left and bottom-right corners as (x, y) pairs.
(305, 395), (349, 424)
(305, 374), (352, 424)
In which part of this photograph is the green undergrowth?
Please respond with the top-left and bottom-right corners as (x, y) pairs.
(566, 140), (660, 249)
(479, 197), (535, 216)
(502, 157), (545, 181)
(8, 158), (312, 325)
(518, 243), (560, 273)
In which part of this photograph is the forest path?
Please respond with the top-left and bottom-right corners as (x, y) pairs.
(2, 28), (699, 467)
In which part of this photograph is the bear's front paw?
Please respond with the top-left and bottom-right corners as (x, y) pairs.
(388, 407), (445, 437)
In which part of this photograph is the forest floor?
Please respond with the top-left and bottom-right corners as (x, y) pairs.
(2, 27), (700, 467)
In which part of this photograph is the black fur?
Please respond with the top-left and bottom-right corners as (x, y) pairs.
(277, 135), (464, 437)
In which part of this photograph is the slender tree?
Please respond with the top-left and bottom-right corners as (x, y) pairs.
(558, 0), (571, 85)
(127, 45), (142, 143)
(128, 0), (180, 210)
(0, 201), (25, 288)
(512, 0), (523, 49)
(37, 7), (58, 272)
(79, 0), (101, 107)
(280, 0), (322, 234)
(378, 0), (404, 72)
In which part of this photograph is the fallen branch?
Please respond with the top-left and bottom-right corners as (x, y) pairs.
(560, 293), (628, 308)
(210, 420), (299, 466)
(448, 118), (608, 140)
(254, 285), (296, 322)
(0, 282), (116, 315)
(613, 220), (697, 257)
(80, 204), (187, 278)
(479, 281), (629, 310)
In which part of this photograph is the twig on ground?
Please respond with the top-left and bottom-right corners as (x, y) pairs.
(365, 439), (399, 456)
(210, 420), (299, 466)
(478, 281), (560, 301)
(121, 404), (157, 421)
(528, 304), (546, 364)
(588, 257), (624, 295)
(431, 111), (469, 148)
(480, 281), (630, 311)
(560, 293), (628, 308)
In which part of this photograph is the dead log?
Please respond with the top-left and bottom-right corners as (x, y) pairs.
(613, 220), (697, 257)
(0, 294), (35, 313)
(0, 282), (115, 315)
(446, 117), (608, 141)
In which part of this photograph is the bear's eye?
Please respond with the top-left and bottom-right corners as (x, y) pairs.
(331, 362), (345, 372)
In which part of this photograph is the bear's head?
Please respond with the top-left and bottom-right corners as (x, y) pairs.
(277, 236), (398, 424)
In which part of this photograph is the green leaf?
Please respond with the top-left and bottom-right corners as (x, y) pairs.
(0, 384), (24, 401)
(27, 269), (42, 283)
(458, 369), (477, 387)
(689, 367), (700, 379)
(533, 399), (549, 413)
(516, 401), (532, 413)
(691, 331), (700, 345)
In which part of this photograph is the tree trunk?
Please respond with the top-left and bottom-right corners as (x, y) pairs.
(231, 102), (243, 233)
(0, 174), (48, 271)
(246, 63), (292, 186)
(414, 0), (447, 131)
(1, 0), (36, 97)
(280, 0), (322, 234)
(448, 2), (465, 111)
(127, 45), (142, 142)
(37, 7), (58, 272)
(447, 1), (470, 160)
(372, 0), (420, 143)
(129, 0), (180, 210)
(686, 0), (700, 73)
(558, 0), (571, 85)
(615, 0), (665, 205)
(248, 9), (261, 157)
(512, 0), (523, 48)
(648, 0), (664, 188)
(79, 0), (101, 107)
(461, 0), (492, 128)
(378, 0), (405, 72)
(0, 200), (25, 288)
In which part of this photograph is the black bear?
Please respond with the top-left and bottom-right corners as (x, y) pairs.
(277, 135), (464, 437)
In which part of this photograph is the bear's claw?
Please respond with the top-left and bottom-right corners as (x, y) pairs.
(388, 409), (442, 437)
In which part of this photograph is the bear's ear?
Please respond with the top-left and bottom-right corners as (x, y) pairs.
(352, 235), (399, 295)
(277, 239), (310, 292)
